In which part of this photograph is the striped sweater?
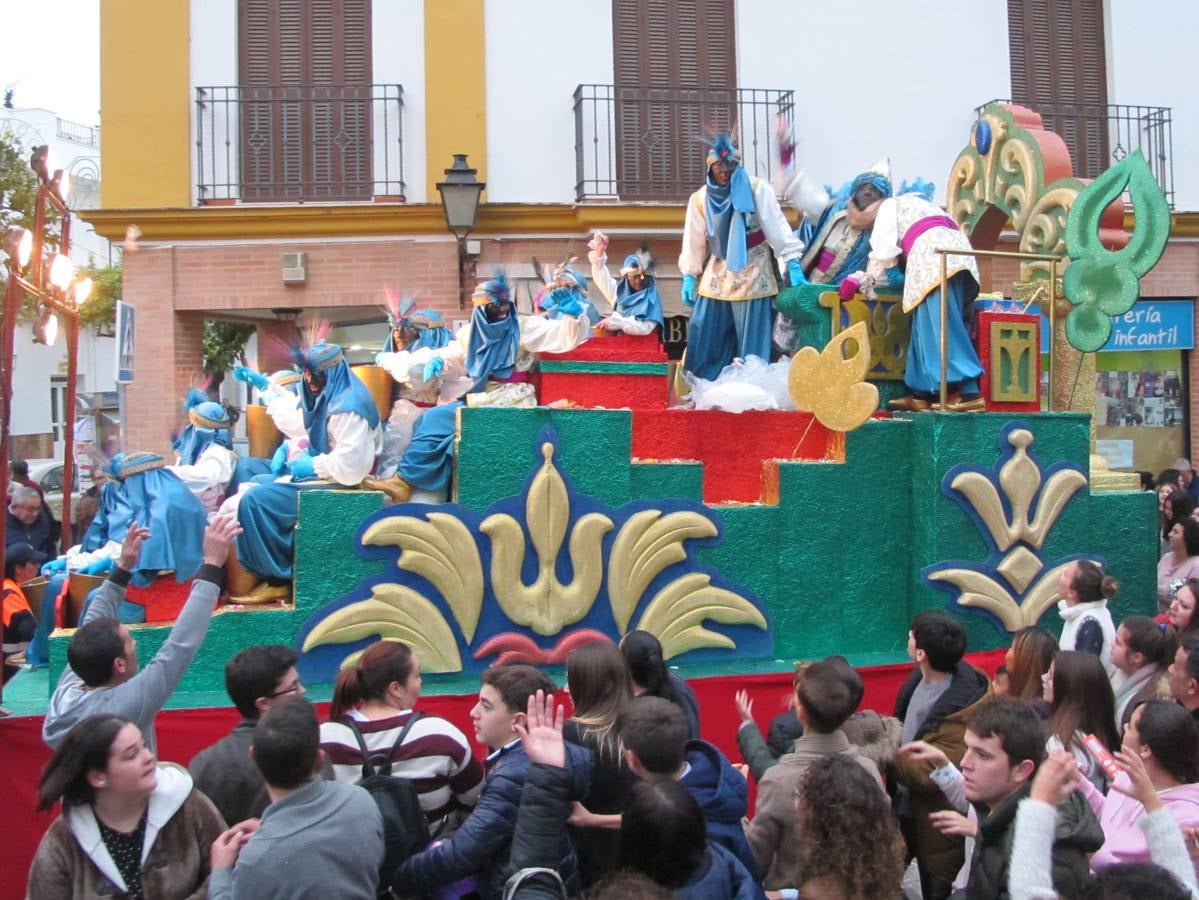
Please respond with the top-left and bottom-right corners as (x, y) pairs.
(320, 709), (485, 836)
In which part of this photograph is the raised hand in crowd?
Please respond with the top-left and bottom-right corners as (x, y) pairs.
(928, 810), (977, 838)
(734, 688), (755, 725)
(202, 515), (244, 567)
(1029, 749), (1082, 806)
(1112, 747), (1164, 813)
(117, 523), (151, 571)
(899, 739), (951, 770)
(514, 689), (566, 769)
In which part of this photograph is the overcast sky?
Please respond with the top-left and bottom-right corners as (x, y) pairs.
(2, 1), (101, 124)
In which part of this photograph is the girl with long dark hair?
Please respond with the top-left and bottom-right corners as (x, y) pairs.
(619, 631), (700, 739)
(28, 714), (225, 900)
(1043, 651), (1121, 789)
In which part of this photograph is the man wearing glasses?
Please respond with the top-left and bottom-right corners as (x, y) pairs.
(190, 645), (306, 826)
(7, 484), (58, 558)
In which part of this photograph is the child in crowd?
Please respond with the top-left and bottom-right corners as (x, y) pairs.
(1056, 560), (1118, 675)
(1110, 616), (1174, 731)
(617, 695), (758, 878)
(743, 658), (883, 890)
(1043, 651), (1121, 791)
(390, 664), (593, 900)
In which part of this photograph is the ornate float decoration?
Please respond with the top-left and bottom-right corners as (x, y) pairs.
(298, 427), (770, 675)
(924, 422), (1092, 633)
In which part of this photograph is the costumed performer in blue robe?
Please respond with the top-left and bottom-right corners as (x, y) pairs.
(233, 342), (381, 600)
(678, 134), (806, 382)
(29, 452), (208, 661)
(535, 260), (601, 326)
(170, 392), (238, 516)
(364, 271), (593, 502)
(774, 150), (894, 353)
(227, 367), (309, 491)
(587, 231), (664, 336)
(854, 189), (984, 412)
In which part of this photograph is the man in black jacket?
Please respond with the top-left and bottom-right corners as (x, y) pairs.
(955, 697), (1102, 899)
(7, 484), (57, 559)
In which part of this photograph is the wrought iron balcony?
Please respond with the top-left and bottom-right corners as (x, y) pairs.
(195, 84), (405, 204)
(573, 85), (794, 202)
(976, 99), (1174, 208)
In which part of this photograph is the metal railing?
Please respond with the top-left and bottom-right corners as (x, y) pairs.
(573, 85), (794, 202)
(56, 118), (99, 148)
(195, 84), (405, 203)
(976, 99), (1174, 208)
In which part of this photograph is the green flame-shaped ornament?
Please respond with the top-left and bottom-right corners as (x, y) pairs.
(1062, 150), (1170, 352)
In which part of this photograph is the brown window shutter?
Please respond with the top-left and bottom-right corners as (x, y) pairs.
(1007, 0), (1108, 177)
(238, 0), (372, 201)
(612, 0), (736, 200)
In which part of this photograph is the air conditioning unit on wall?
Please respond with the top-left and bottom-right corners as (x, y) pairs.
(282, 252), (308, 285)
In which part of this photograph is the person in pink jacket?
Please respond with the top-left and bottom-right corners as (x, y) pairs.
(1076, 699), (1199, 876)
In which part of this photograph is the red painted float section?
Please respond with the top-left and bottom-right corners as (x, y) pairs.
(539, 333), (671, 410)
(631, 409), (842, 504)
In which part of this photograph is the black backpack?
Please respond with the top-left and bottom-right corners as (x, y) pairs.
(345, 712), (432, 894)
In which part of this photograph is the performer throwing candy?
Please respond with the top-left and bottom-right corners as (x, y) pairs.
(170, 391), (238, 516)
(678, 133), (805, 381)
(588, 231), (664, 336)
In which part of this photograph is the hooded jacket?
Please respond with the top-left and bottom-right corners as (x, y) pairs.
(208, 777), (383, 900)
(27, 764), (225, 900)
(679, 739), (757, 878)
(676, 841), (767, 900)
(393, 740), (594, 900)
(965, 782), (1103, 899)
(1079, 772), (1199, 873)
(892, 661), (991, 900)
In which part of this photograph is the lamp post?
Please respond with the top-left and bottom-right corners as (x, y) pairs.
(0, 146), (92, 556)
(435, 154), (485, 309)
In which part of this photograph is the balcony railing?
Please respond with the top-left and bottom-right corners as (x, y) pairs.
(195, 84), (405, 204)
(977, 99), (1174, 208)
(573, 85), (794, 202)
(56, 117), (99, 148)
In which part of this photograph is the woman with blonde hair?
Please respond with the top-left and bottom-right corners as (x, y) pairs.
(319, 639), (484, 837)
(562, 639), (637, 887)
(1004, 626), (1058, 706)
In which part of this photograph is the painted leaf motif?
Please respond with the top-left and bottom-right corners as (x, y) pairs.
(301, 584), (462, 672)
(927, 568), (1021, 632)
(637, 572), (767, 660)
(608, 510), (718, 634)
(788, 322), (879, 432)
(949, 471), (1011, 550)
(362, 512), (484, 642)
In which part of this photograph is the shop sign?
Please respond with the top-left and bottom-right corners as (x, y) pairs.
(1035, 300), (1194, 353)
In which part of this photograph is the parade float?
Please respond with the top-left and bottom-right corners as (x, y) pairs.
(0, 104), (1170, 885)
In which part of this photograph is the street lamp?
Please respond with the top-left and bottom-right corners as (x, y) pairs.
(436, 154), (485, 309)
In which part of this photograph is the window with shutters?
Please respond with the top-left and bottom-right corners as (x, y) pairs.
(611, 0), (736, 199)
(238, 0), (372, 201)
(1007, 0), (1109, 177)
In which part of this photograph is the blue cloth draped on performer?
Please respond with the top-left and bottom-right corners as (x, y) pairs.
(466, 305), (521, 385)
(236, 481), (305, 581)
(683, 297), (775, 381)
(397, 402), (462, 491)
(383, 309), (454, 352)
(300, 344), (380, 456)
(904, 271), (984, 395)
(175, 425), (233, 466)
(616, 265), (665, 329)
(228, 456), (272, 493)
(704, 166), (755, 272)
(82, 456), (208, 586)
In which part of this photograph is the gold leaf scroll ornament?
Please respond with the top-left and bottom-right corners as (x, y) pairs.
(301, 583), (463, 672)
(788, 322), (879, 432)
(481, 442), (613, 635)
(636, 572), (767, 660)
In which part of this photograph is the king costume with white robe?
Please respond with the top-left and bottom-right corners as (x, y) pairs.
(235, 344), (381, 581)
(866, 192), (983, 397)
(679, 156), (804, 381)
